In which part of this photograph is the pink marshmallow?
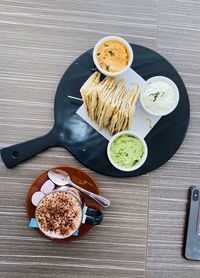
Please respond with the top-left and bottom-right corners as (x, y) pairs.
(31, 191), (45, 207)
(40, 179), (55, 194)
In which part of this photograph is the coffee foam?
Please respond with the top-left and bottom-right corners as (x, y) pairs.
(35, 191), (82, 239)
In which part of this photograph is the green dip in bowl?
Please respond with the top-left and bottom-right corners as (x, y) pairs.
(107, 131), (148, 172)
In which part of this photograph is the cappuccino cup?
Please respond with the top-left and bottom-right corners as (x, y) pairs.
(35, 186), (102, 239)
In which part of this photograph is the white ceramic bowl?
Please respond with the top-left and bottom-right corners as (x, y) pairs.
(93, 36), (133, 77)
(140, 76), (180, 117)
(107, 131), (148, 172)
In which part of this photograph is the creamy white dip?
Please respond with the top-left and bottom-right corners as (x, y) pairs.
(143, 81), (176, 114)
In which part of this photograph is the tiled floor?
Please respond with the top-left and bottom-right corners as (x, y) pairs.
(148, 0), (200, 276)
(0, 1), (199, 277)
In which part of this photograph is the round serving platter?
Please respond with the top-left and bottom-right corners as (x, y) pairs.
(55, 44), (190, 177)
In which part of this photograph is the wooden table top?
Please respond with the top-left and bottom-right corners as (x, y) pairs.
(0, 1), (200, 277)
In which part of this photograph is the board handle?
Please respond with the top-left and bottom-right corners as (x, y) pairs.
(1, 129), (57, 168)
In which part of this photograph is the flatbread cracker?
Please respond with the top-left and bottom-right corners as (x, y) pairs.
(127, 83), (141, 129)
(96, 79), (115, 125)
(80, 72), (100, 114)
(103, 80), (126, 130)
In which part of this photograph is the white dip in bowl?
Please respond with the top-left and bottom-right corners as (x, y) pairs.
(140, 76), (179, 116)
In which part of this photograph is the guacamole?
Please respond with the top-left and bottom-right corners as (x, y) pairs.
(110, 134), (144, 169)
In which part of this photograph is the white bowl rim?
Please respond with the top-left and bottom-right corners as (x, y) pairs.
(107, 131), (148, 172)
(93, 35), (133, 77)
(140, 75), (180, 117)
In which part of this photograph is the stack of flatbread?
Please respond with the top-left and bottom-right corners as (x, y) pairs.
(80, 72), (140, 135)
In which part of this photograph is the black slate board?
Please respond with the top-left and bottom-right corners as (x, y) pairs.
(1, 45), (190, 177)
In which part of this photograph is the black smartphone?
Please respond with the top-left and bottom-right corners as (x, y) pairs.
(185, 186), (200, 260)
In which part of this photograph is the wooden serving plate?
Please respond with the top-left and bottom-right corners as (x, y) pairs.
(26, 165), (101, 242)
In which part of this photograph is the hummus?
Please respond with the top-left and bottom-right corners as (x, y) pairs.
(110, 134), (144, 169)
(96, 40), (129, 73)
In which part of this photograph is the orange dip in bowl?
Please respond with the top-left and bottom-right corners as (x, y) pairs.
(96, 40), (129, 73)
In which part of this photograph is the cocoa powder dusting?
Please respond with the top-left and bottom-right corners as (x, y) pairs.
(35, 191), (82, 237)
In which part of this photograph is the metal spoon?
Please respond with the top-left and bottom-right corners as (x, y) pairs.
(48, 169), (110, 208)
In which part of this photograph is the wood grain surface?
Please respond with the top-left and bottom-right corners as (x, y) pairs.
(0, 0), (199, 277)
